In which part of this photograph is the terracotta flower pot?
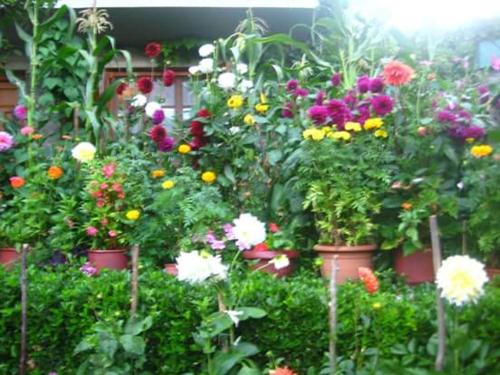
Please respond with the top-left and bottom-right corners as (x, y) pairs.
(0, 248), (20, 269)
(164, 263), (178, 276)
(394, 248), (435, 284)
(313, 244), (376, 283)
(242, 250), (299, 277)
(87, 249), (128, 272)
(486, 267), (500, 280)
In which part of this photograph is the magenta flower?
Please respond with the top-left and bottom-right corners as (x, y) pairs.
(436, 110), (457, 124)
(327, 99), (350, 127)
(478, 85), (489, 104)
(315, 91), (326, 105)
(223, 223), (236, 240)
(356, 75), (370, 93)
(0, 131), (14, 152)
(102, 163), (116, 178)
(152, 109), (165, 125)
(369, 77), (385, 93)
(158, 136), (175, 152)
(80, 262), (97, 277)
(354, 105), (370, 124)
(13, 105), (27, 121)
(331, 73), (342, 87)
(86, 227), (98, 236)
(21, 127), (34, 136)
(371, 95), (394, 116)
(286, 79), (298, 92)
(460, 126), (486, 140)
(491, 55), (500, 71)
(294, 87), (309, 97)
(281, 102), (294, 118)
(308, 105), (329, 125)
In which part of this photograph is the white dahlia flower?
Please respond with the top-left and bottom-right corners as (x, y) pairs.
(236, 63), (248, 74)
(199, 44), (215, 57)
(232, 213), (266, 250)
(217, 72), (237, 90)
(145, 101), (162, 118)
(238, 79), (254, 93)
(198, 58), (214, 74)
(436, 255), (488, 306)
(176, 251), (227, 284)
(71, 142), (96, 163)
(188, 65), (200, 75)
(131, 94), (147, 107)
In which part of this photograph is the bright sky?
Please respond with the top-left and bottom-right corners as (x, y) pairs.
(56, 0), (319, 8)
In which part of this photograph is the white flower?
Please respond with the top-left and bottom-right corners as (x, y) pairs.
(145, 101), (162, 118)
(236, 63), (248, 74)
(199, 43), (215, 57)
(232, 213), (266, 250)
(229, 126), (240, 135)
(218, 72), (237, 90)
(238, 79), (254, 93)
(457, 181), (464, 190)
(269, 254), (290, 270)
(225, 310), (244, 327)
(436, 255), (488, 306)
(176, 251), (227, 284)
(71, 142), (96, 163)
(198, 58), (214, 74)
(131, 94), (147, 107)
(188, 65), (200, 75)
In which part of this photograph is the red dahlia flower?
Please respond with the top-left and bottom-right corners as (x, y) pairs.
(150, 125), (167, 143)
(144, 42), (162, 58)
(162, 69), (175, 87)
(197, 108), (212, 118)
(358, 267), (379, 294)
(190, 121), (205, 137)
(383, 60), (414, 86)
(137, 76), (153, 94)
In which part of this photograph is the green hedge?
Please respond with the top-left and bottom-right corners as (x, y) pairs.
(0, 266), (498, 374)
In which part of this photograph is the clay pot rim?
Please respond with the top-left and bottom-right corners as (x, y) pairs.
(0, 248), (17, 252)
(313, 244), (377, 253)
(88, 249), (127, 254)
(242, 249), (300, 260)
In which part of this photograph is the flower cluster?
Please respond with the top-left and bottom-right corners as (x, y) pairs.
(436, 104), (486, 143)
(189, 108), (211, 150)
(176, 250), (227, 284)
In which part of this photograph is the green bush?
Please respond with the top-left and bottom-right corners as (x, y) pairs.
(0, 266), (498, 374)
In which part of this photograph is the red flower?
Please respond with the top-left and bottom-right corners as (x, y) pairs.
(197, 108), (212, 118)
(150, 125), (167, 143)
(358, 267), (379, 294)
(270, 367), (297, 375)
(269, 223), (280, 233)
(137, 76), (153, 94)
(253, 242), (269, 252)
(383, 61), (414, 86)
(116, 82), (128, 96)
(190, 120), (205, 137)
(162, 69), (175, 87)
(190, 136), (208, 150)
(144, 42), (162, 58)
(10, 176), (25, 189)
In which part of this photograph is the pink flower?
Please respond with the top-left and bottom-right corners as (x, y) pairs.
(96, 199), (105, 208)
(13, 105), (27, 120)
(491, 55), (500, 71)
(223, 223), (236, 240)
(0, 131), (14, 152)
(100, 183), (109, 190)
(102, 163), (116, 178)
(80, 262), (97, 277)
(21, 127), (34, 136)
(108, 230), (117, 238)
(112, 183), (122, 192)
(86, 226), (98, 236)
(269, 223), (280, 233)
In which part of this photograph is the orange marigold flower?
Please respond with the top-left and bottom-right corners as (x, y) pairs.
(383, 60), (415, 86)
(31, 134), (43, 140)
(10, 176), (26, 189)
(48, 166), (64, 180)
(401, 202), (412, 211)
(270, 367), (297, 375)
(358, 267), (379, 294)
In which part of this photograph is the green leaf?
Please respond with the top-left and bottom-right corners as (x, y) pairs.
(124, 316), (153, 336)
(237, 366), (262, 375)
(15, 23), (32, 43)
(224, 165), (236, 185)
(119, 334), (145, 355)
(213, 342), (259, 375)
(239, 307), (267, 320)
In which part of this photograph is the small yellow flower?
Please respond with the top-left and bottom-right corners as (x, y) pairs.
(303, 128), (325, 141)
(322, 126), (333, 134)
(151, 169), (166, 179)
(244, 114), (256, 125)
(201, 171), (217, 184)
(374, 129), (388, 138)
(330, 131), (351, 141)
(255, 103), (270, 114)
(126, 210), (141, 221)
(471, 144), (493, 158)
(178, 144), (192, 154)
(345, 121), (362, 132)
(227, 95), (243, 109)
(465, 138), (475, 144)
(259, 93), (267, 103)
(363, 118), (384, 131)
(162, 180), (175, 189)
(372, 302), (382, 310)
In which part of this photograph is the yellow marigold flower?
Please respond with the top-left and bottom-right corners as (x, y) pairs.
(330, 131), (351, 141)
(470, 144), (493, 158)
(372, 302), (382, 310)
(322, 126), (332, 134)
(255, 103), (269, 113)
(201, 171), (217, 184)
(227, 95), (243, 109)
(303, 128), (325, 141)
(244, 114), (256, 126)
(374, 129), (388, 138)
(151, 169), (165, 179)
(363, 118), (384, 131)
(47, 166), (64, 180)
(126, 210), (141, 221)
(178, 144), (192, 154)
(162, 180), (175, 189)
(345, 121), (362, 132)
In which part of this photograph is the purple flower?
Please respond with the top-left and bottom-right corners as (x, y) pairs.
(327, 99), (350, 127)
(13, 105), (27, 121)
(371, 95), (394, 116)
(436, 110), (457, 124)
(461, 125), (485, 140)
(369, 77), (385, 93)
(158, 136), (175, 152)
(478, 86), (489, 104)
(491, 55), (500, 71)
(315, 91), (326, 105)
(236, 239), (251, 251)
(0, 131), (15, 152)
(80, 262), (97, 277)
(223, 223), (236, 240)
(281, 102), (294, 118)
(307, 105), (329, 125)
(457, 110), (472, 122)
(356, 75), (370, 93)
(205, 231), (226, 250)
(343, 92), (357, 108)
(331, 73), (342, 87)
(152, 109), (165, 124)
(286, 79), (298, 92)
(294, 87), (309, 97)
(448, 125), (464, 139)
(354, 105), (370, 124)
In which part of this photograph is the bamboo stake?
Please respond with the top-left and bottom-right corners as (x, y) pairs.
(430, 215), (446, 371)
(19, 244), (29, 375)
(328, 256), (339, 375)
(130, 245), (140, 316)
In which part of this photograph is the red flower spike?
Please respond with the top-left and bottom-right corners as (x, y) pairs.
(358, 267), (379, 294)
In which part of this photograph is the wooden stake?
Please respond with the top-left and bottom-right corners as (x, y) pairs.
(19, 244), (29, 375)
(328, 256), (339, 375)
(130, 245), (140, 316)
(430, 215), (446, 372)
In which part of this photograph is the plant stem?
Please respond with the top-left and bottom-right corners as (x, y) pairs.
(328, 256), (338, 375)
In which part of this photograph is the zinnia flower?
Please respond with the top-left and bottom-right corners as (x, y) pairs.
(436, 110), (456, 124)
(294, 87), (309, 97)
(198, 43), (215, 57)
(201, 171), (217, 184)
(227, 95), (243, 109)
(218, 72), (236, 90)
(470, 144), (493, 158)
(150, 125), (167, 143)
(162, 69), (175, 87)
(372, 95), (394, 116)
(331, 73), (342, 87)
(152, 109), (165, 125)
(236, 63), (248, 74)
(176, 251), (228, 284)
(126, 210), (141, 221)
(383, 60), (415, 86)
(21, 127), (34, 136)
(162, 180), (175, 189)
(286, 79), (298, 92)
(0, 131), (14, 152)
(13, 105), (27, 120)
(270, 367), (297, 375)
(491, 55), (500, 71)
(47, 166), (64, 180)
(357, 75), (371, 93)
(358, 267), (379, 294)
(145, 101), (162, 118)
(369, 77), (385, 93)
(461, 126), (485, 141)
(86, 226), (98, 236)
(232, 213), (266, 250)
(158, 137), (175, 152)
(10, 176), (25, 189)
(72, 142), (96, 162)
(327, 99), (350, 127)
(178, 144), (191, 154)
(436, 255), (488, 306)
(244, 114), (256, 125)
(151, 169), (165, 178)
(144, 42), (161, 58)
(269, 223), (280, 233)
(308, 105), (329, 125)
(137, 76), (153, 94)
